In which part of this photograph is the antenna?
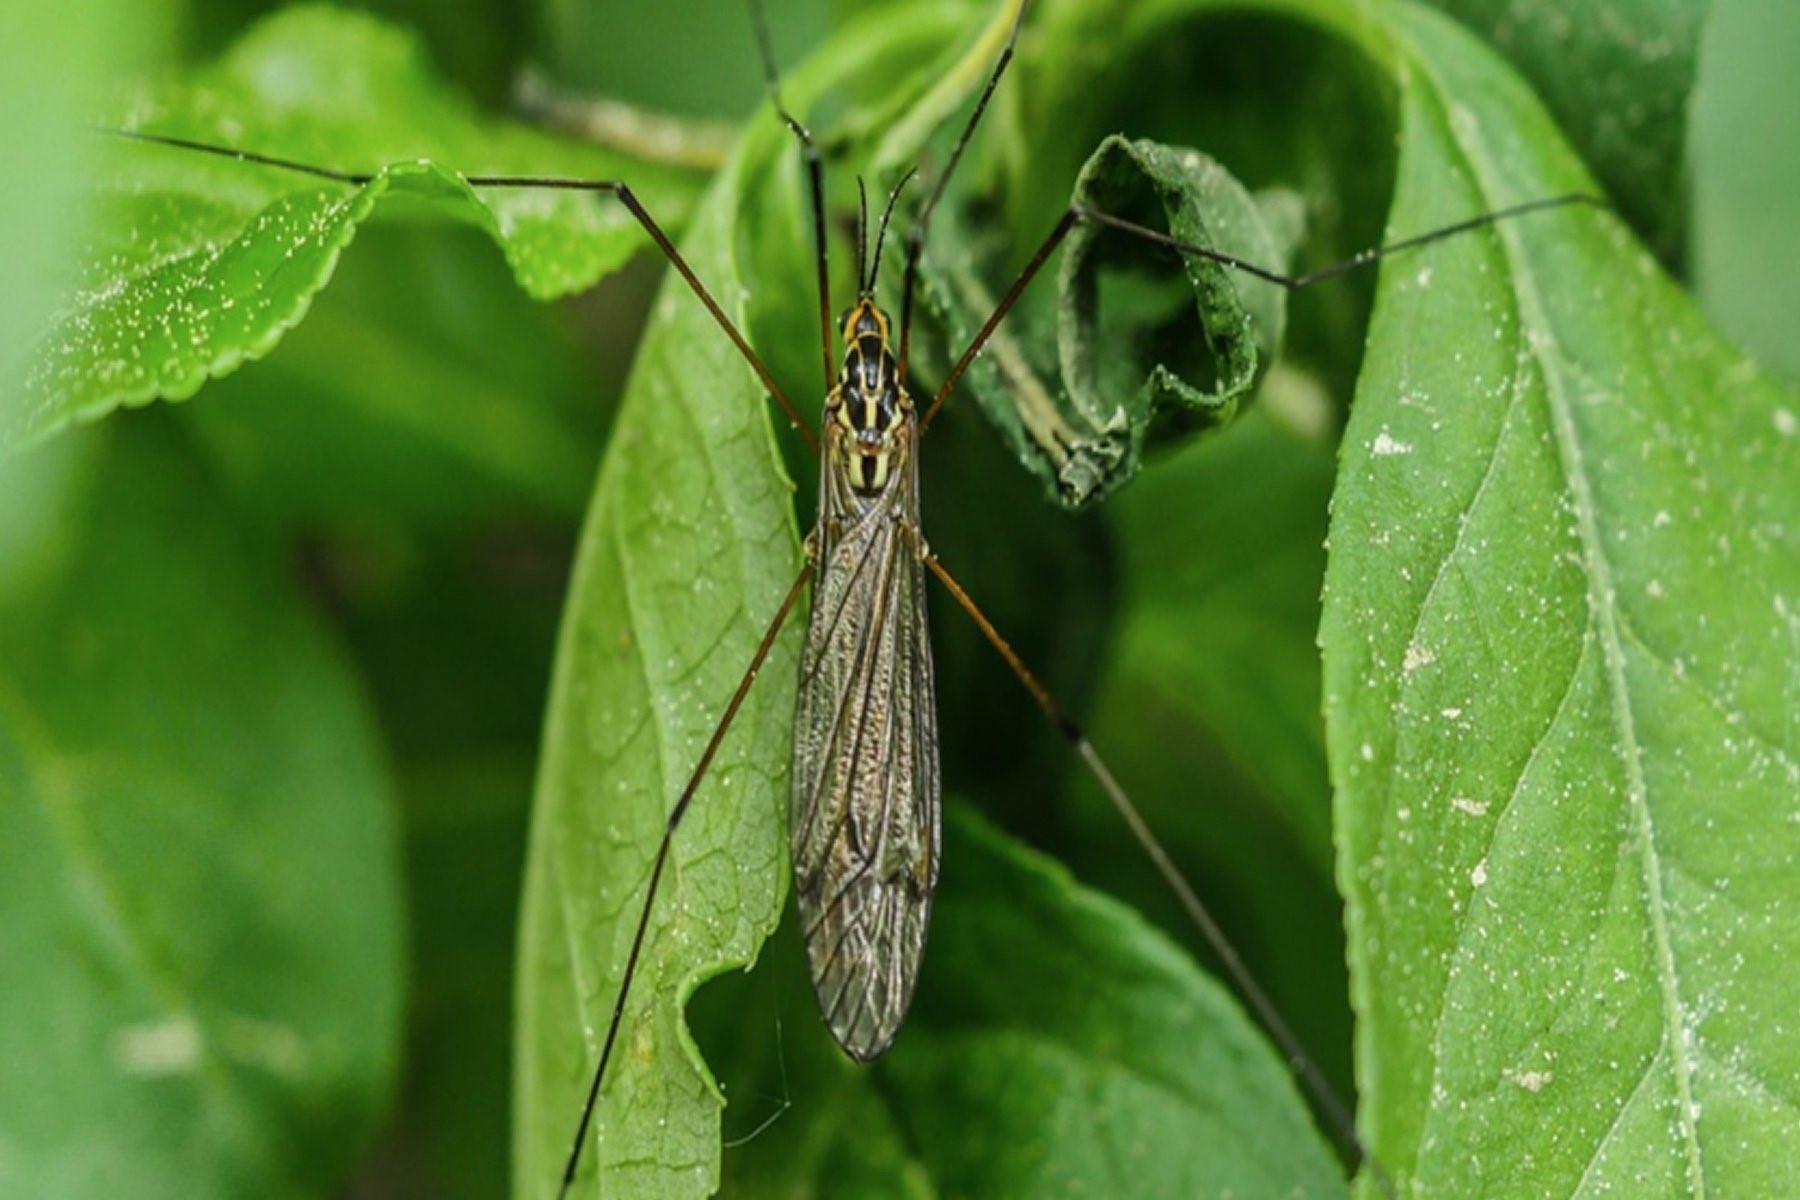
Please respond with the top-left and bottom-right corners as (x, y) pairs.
(867, 168), (918, 295)
(855, 175), (870, 302)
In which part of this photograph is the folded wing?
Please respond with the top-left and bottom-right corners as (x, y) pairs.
(790, 463), (939, 1061)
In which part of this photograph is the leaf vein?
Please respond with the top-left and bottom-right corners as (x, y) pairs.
(1569, 1044), (1667, 1199)
(1415, 631), (1592, 1157)
(1616, 613), (1800, 778)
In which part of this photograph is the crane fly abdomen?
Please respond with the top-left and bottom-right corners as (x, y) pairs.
(790, 300), (939, 1061)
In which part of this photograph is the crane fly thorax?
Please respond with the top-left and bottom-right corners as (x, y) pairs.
(828, 299), (910, 496)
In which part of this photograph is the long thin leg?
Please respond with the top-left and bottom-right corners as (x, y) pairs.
(918, 548), (1397, 1200)
(748, 0), (835, 392)
(97, 126), (820, 450)
(556, 562), (814, 1200)
(897, 0), (1031, 389)
(919, 192), (1606, 432)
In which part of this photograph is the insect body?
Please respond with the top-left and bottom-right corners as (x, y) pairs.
(792, 298), (938, 1060)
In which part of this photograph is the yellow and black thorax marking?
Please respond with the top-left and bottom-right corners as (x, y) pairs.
(828, 299), (910, 496)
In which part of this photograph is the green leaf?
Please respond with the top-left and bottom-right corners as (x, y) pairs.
(0, 423), (404, 1199)
(509, 117), (806, 1198)
(920, 134), (1299, 507)
(705, 807), (1347, 1198)
(884, 806), (1347, 1198)
(1322, 5), (1800, 1196)
(1420, 0), (1708, 262)
(10, 4), (703, 452)
(981, 0), (1397, 407)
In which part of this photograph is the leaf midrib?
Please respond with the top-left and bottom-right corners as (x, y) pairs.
(1404, 37), (1708, 1199)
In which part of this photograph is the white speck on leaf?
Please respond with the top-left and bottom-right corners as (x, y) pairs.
(1372, 430), (1413, 457)
(1452, 797), (1489, 817)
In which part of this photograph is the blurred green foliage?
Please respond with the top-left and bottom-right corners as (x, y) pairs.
(1691, 0), (1800, 380)
(0, 423), (403, 1198)
(1, 0), (1796, 1198)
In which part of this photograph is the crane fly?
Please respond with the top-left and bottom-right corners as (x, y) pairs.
(793, 289), (938, 1061)
(93, 0), (1606, 1194)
